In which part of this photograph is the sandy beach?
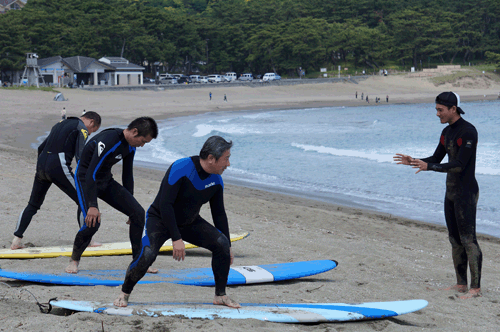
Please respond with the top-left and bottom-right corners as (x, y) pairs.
(0, 75), (499, 331)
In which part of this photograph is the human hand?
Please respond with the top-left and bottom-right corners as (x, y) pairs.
(393, 153), (413, 165)
(85, 207), (101, 227)
(172, 239), (185, 261)
(410, 159), (428, 174)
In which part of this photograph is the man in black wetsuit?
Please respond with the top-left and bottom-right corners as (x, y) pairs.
(394, 91), (482, 299)
(12, 111), (101, 250)
(65, 117), (158, 274)
(113, 135), (240, 308)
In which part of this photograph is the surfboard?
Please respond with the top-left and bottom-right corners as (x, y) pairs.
(0, 260), (337, 287)
(0, 232), (249, 259)
(49, 299), (428, 323)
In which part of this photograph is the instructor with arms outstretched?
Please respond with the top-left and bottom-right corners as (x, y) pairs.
(394, 92), (482, 299)
(114, 135), (240, 309)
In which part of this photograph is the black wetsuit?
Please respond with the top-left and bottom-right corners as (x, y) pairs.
(120, 156), (231, 296)
(421, 117), (482, 289)
(71, 128), (145, 261)
(14, 117), (88, 238)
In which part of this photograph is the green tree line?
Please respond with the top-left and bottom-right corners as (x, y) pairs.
(1, 0), (499, 78)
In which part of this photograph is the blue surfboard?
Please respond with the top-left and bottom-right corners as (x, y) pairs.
(49, 299), (428, 323)
(0, 260), (337, 287)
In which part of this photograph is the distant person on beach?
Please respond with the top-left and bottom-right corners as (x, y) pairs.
(224, 94), (227, 102)
(65, 117), (158, 274)
(394, 91), (482, 300)
(209, 92), (212, 100)
(386, 95), (389, 103)
(11, 112), (101, 250)
(361, 92), (364, 100)
(61, 107), (66, 120)
(113, 135), (240, 309)
(355, 91), (358, 99)
(366, 95), (369, 103)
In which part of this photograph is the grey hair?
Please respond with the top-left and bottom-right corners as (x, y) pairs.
(199, 136), (233, 160)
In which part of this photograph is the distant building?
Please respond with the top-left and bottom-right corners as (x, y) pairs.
(0, 0), (27, 13)
(99, 57), (145, 86)
(37, 55), (145, 87)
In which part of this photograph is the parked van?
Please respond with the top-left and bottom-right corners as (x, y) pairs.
(159, 73), (173, 79)
(262, 73), (281, 81)
(208, 74), (223, 83)
(239, 73), (253, 81)
(225, 72), (237, 81)
(190, 75), (201, 83)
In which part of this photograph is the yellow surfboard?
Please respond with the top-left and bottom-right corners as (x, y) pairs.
(0, 232), (249, 259)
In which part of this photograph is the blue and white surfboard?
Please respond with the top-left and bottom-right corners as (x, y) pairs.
(0, 260), (337, 287)
(49, 299), (428, 323)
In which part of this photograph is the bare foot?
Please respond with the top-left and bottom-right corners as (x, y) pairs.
(147, 266), (158, 274)
(213, 295), (241, 308)
(65, 259), (79, 274)
(459, 288), (481, 299)
(11, 236), (25, 250)
(89, 239), (102, 247)
(441, 284), (468, 293)
(113, 292), (130, 307)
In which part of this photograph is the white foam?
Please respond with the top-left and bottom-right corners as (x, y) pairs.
(292, 143), (394, 163)
(192, 124), (262, 137)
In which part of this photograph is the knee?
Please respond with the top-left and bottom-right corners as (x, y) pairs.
(448, 235), (462, 248)
(215, 234), (230, 256)
(129, 206), (145, 224)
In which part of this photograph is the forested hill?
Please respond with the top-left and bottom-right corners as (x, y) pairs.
(1, 0), (499, 76)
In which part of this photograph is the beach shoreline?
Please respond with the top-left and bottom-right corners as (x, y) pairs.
(0, 76), (499, 331)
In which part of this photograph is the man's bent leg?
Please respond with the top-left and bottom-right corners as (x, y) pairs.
(99, 181), (145, 260)
(181, 217), (232, 298)
(13, 173), (52, 241)
(66, 222), (101, 273)
(119, 214), (168, 303)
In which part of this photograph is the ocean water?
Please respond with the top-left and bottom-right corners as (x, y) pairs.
(135, 101), (500, 238)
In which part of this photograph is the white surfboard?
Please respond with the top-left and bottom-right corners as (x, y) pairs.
(50, 299), (428, 323)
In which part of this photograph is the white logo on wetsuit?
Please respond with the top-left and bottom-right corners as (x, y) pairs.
(115, 154), (122, 160)
(98, 142), (105, 157)
(205, 182), (215, 188)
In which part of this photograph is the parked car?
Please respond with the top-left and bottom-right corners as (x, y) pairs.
(199, 76), (209, 83)
(171, 74), (183, 79)
(159, 73), (174, 79)
(238, 73), (253, 81)
(208, 74), (223, 83)
(190, 75), (201, 83)
(177, 76), (192, 84)
(225, 72), (237, 82)
(159, 77), (178, 84)
(262, 73), (281, 81)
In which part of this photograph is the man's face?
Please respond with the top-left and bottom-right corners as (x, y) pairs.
(436, 104), (456, 124)
(213, 149), (231, 175)
(129, 134), (153, 147)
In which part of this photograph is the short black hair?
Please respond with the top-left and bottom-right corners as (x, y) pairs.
(81, 111), (101, 127)
(200, 136), (233, 160)
(127, 117), (158, 138)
